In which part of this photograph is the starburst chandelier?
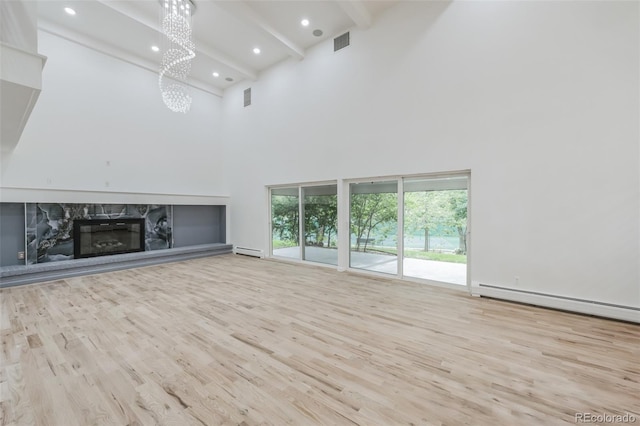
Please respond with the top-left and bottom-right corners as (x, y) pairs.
(159, 0), (196, 113)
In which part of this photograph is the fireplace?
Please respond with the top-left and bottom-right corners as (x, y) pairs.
(73, 219), (145, 259)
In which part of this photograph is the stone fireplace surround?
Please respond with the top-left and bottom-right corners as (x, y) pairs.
(26, 203), (172, 264)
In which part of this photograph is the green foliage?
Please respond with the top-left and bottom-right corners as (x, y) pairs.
(367, 246), (467, 264)
(404, 190), (468, 254)
(404, 249), (466, 263)
(350, 193), (397, 251)
(272, 188), (468, 257)
(272, 239), (298, 249)
(303, 195), (338, 247)
(271, 195), (299, 243)
(272, 193), (338, 248)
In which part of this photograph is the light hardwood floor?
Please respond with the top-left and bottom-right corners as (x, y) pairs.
(1, 254), (638, 425)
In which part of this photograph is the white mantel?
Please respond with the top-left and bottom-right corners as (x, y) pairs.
(0, 187), (230, 206)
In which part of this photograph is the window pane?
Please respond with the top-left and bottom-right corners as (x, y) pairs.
(403, 177), (468, 285)
(271, 188), (299, 259)
(349, 181), (398, 274)
(302, 185), (338, 265)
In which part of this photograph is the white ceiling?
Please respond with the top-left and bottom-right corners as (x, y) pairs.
(36, 0), (400, 97)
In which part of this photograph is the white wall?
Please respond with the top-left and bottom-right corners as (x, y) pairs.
(1, 30), (228, 199)
(1, 0), (38, 51)
(222, 1), (639, 307)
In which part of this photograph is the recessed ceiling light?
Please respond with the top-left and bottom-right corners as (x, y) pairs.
(301, 19), (310, 27)
(64, 7), (76, 15)
(313, 29), (323, 37)
(151, 45), (160, 52)
(253, 47), (261, 55)
(225, 77), (234, 82)
(212, 72), (219, 77)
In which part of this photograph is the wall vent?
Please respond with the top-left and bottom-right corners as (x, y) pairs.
(244, 88), (251, 107)
(334, 32), (350, 52)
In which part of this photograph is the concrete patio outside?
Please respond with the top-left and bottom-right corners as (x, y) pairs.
(273, 246), (466, 286)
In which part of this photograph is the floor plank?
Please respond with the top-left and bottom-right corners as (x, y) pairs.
(1, 254), (638, 425)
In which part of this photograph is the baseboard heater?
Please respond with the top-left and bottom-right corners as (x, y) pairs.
(233, 246), (264, 258)
(474, 283), (639, 323)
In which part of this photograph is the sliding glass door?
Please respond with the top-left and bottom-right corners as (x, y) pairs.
(271, 187), (300, 260)
(270, 183), (338, 265)
(403, 176), (468, 285)
(302, 185), (338, 265)
(349, 181), (398, 275)
(270, 173), (469, 286)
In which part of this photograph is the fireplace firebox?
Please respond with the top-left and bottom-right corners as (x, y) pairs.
(73, 219), (145, 259)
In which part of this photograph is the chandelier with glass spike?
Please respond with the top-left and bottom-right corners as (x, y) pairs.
(159, 0), (196, 113)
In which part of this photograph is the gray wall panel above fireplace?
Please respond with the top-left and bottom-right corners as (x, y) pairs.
(173, 205), (226, 247)
(0, 203), (26, 267)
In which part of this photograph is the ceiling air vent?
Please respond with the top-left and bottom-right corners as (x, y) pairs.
(244, 88), (251, 107)
(334, 32), (350, 52)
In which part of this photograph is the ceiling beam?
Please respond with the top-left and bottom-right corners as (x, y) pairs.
(38, 20), (223, 97)
(213, 1), (305, 60)
(335, 0), (372, 30)
(195, 43), (257, 82)
(95, 0), (257, 81)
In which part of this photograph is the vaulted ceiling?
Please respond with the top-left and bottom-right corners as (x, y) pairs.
(37, 0), (400, 97)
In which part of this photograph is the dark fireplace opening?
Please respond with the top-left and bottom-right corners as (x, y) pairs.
(73, 219), (145, 259)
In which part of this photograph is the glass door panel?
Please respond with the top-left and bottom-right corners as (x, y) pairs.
(349, 181), (398, 274)
(302, 185), (338, 265)
(403, 176), (468, 285)
(271, 187), (300, 259)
